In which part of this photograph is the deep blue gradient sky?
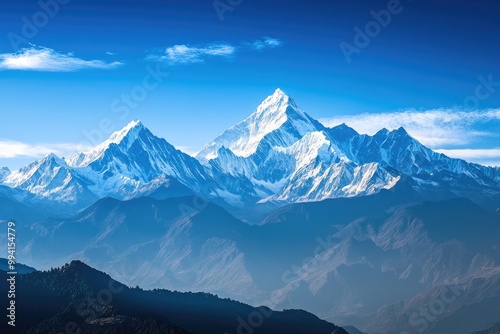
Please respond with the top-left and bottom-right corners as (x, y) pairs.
(1, 0), (500, 168)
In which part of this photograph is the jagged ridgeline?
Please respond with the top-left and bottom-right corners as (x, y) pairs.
(1, 89), (499, 218)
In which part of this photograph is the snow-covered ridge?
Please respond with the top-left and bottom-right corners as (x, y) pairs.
(2, 88), (500, 212)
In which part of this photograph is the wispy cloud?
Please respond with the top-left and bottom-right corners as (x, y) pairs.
(147, 37), (283, 65)
(436, 148), (500, 167)
(320, 109), (500, 147)
(151, 44), (236, 64)
(250, 37), (284, 50)
(0, 141), (92, 159)
(174, 145), (197, 156)
(0, 47), (123, 72)
(436, 148), (500, 159)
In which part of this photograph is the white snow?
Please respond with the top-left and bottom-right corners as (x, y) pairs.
(66, 120), (143, 168)
(4, 89), (500, 209)
(196, 88), (316, 161)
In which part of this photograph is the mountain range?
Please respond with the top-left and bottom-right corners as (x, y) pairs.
(2, 88), (499, 219)
(2, 193), (499, 333)
(1, 89), (499, 333)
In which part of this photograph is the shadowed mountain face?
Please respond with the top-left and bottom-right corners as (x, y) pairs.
(266, 197), (500, 333)
(8, 185), (499, 333)
(0, 185), (47, 223)
(0, 261), (347, 334)
(16, 196), (258, 298)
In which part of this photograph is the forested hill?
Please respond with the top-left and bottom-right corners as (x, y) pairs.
(0, 260), (348, 334)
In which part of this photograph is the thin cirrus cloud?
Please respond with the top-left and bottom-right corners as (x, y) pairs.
(0, 140), (92, 159)
(173, 145), (197, 157)
(435, 148), (500, 159)
(0, 47), (123, 72)
(148, 37), (283, 65)
(250, 37), (283, 50)
(435, 149), (500, 167)
(158, 44), (236, 64)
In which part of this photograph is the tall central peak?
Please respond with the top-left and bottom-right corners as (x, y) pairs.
(196, 88), (320, 162)
(105, 119), (145, 147)
(255, 88), (300, 118)
(107, 120), (144, 144)
(267, 87), (288, 104)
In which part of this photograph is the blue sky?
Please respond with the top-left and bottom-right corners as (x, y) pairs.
(0, 0), (499, 169)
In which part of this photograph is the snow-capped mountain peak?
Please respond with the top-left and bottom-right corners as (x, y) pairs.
(60, 120), (215, 201)
(45, 152), (66, 164)
(2, 152), (98, 207)
(2, 90), (500, 215)
(196, 88), (321, 162)
(5, 153), (67, 188)
(106, 119), (144, 147)
(66, 119), (146, 168)
(254, 88), (301, 118)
